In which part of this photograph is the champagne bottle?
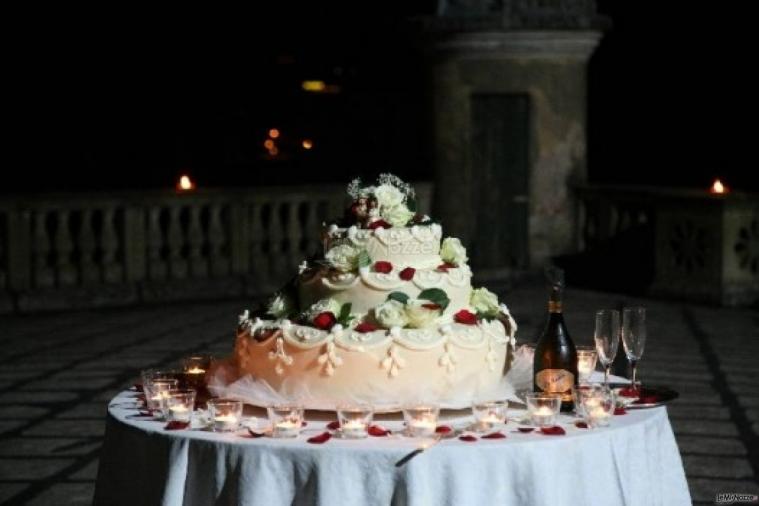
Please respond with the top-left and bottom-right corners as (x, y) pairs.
(533, 267), (578, 412)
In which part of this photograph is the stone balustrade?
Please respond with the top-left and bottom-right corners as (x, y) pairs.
(574, 184), (759, 306)
(0, 184), (433, 313)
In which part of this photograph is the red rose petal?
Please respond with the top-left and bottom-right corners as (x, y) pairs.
(247, 429), (266, 438)
(368, 425), (390, 437)
(517, 427), (535, 433)
(307, 432), (332, 444)
(458, 435), (478, 442)
(540, 426), (566, 436)
(313, 311), (337, 330)
(436, 262), (457, 272)
(575, 421), (589, 429)
(614, 407), (627, 415)
(435, 425), (453, 434)
(482, 432), (506, 439)
(618, 387), (640, 398)
(302, 421), (308, 427)
(454, 309), (478, 325)
(399, 267), (415, 281)
(422, 303), (442, 310)
(368, 220), (392, 230)
(164, 421), (190, 431)
(326, 420), (341, 431)
(354, 322), (379, 333)
(373, 261), (393, 273)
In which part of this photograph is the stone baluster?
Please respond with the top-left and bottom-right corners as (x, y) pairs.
(54, 210), (76, 286)
(167, 206), (188, 279)
(147, 206), (167, 281)
(249, 202), (267, 288)
(268, 200), (286, 285)
(33, 211), (54, 288)
(78, 209), (100, 284)
(209, 203), (229, 276)
(101, 207), (123, 283)
(302, 200), (320, 257)
(286, 199), (303, 268)
(188, 205), (207, 278)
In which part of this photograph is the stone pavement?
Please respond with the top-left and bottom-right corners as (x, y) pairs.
(0, 286), (757, 505)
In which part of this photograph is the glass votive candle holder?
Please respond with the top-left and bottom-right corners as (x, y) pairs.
(525, 393), (561, 427)
(402, 404), (439, 437)
(182, 355), (212, 375)
(267, 404), (304, 438)
(144, 379), (179, 412)
(208, 399), (243, 432)
(471, 400), (508, 431)
(572, 385), (594, 418)
(337, 404), (374, 439)
(164, 389), (196, 422)
(581, 386), (614, 428)
(576, 346), (598, 385)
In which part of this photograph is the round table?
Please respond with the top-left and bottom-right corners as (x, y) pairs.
(94, 389), (690, 506)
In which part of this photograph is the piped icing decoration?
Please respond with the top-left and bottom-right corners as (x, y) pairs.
(318, 341), (343, 376)
(268, 336), (294, 375)
(485, 340), (500, 372)
(320, 272), (360, 290)
(380, 343), (406, 377)
(439, 341), (458, 373)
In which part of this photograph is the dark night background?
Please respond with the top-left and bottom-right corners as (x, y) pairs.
(7, 2), (759, 194)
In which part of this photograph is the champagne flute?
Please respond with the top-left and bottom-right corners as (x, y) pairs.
(594, 309), (620, 387)
(622, 307), (646, 393)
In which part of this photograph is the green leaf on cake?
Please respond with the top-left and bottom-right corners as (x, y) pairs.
(387, 291), (410, 305)
(357, 250), (372, 269)
(476, 310), (499, 322)
(337, 302), (353, 326)
(417, 288), (450, 311)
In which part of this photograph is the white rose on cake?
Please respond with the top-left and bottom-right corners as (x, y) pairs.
(405, 299), (440, 328)
(325, 244), (361, 272)
(374, 300), (409, 328)
(440, 237), (468, 266)
(382, 204), (415, 228)
(373, 184), (405, 208)
(306, 298), (342, 320)
(470, 287), (499, 315)
(267, 294), (292, 318)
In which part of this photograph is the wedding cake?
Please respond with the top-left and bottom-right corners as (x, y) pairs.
(228, 175), (517, 409)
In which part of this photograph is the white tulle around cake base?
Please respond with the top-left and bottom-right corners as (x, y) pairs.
(208, 348), (533, 412)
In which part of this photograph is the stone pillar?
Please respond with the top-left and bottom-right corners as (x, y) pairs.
(429, 29), (601, 276)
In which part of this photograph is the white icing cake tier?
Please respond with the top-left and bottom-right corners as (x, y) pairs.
(325, 224), (443, 269)
(234, 316), (515, 409)
(299, 264), (473, 316)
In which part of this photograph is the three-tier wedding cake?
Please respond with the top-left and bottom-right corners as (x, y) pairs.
(224, 175), (517, 409)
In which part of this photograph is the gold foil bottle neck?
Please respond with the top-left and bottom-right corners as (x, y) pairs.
(548, 301), (563, 313)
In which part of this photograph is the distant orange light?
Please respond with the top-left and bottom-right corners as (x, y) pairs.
(709, 178), (729, 194)
(302, 139), (313, 150)
(269, 146), (279, 156)
(264, 139), (275, 149)
(268, 128), (280, 139)
(177, 174), (195, 192)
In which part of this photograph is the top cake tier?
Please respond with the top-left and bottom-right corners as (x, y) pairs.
(324, 223), (443, 270)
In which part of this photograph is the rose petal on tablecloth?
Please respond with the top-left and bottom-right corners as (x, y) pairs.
(481, 432), (506, 439)
(301, 421), (308, 427)
(458, 435), (478, 442)
(540, 426), (566, 436)
(307, 432), (332, 444)
(368, 425), (390, 437)
(326, 420), (340, 431)
(517, 427), (535, 433)
(575, 421), (589, 429)
(164, 421), (190, 431)
(435, 425), (453, 434)
(618, 387), (640, 398)
(614, 407), (627, 415)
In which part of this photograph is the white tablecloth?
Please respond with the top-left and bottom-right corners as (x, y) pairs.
(94, 387), (690, 506)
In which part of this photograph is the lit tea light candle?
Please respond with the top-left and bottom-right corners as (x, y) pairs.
(187, 367), (205, 375)
(169, 405), (191, 423)
(213, 414), (240, 432)
(409, 418), (436, 437)
(341, 419), (368, 439)
(588, 406), (611, 427)
(530, 406), (556, 427)
(274, 420), (301, 438)
(576, 348), (598, 384)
